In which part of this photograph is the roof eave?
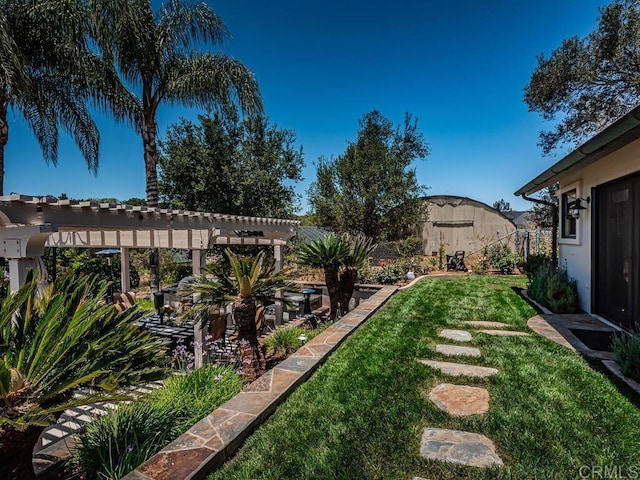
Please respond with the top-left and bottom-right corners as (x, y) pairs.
(514, 104), (640, 197)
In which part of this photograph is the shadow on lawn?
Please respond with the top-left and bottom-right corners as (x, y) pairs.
(511, 286), (640, 409)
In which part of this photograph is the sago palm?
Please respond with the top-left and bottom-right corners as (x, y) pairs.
(0, 273), (168, 480)
(297, 233), (350, 319)
(339, 235), (376, 315)
(180, 249), (294, 353)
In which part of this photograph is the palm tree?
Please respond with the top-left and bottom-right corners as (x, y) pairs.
(0, 273), (168, 479)
(91, 0), (262, 291)
(339, 235), (376, 315)
(297, 234), (376, 318)
(297, 233), (350, 319)
(0, 0), (116, 195)
(180, 249), (293, 355)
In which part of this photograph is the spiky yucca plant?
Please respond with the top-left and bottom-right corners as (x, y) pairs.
(0, 274), (168, 480)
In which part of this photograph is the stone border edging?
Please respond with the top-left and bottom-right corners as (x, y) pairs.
(122, 285), (399, 480)
(601, 360), (640, 395)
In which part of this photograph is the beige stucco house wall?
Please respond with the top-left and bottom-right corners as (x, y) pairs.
(554, 138), (640, 315)
(516, 104), (640, 330)
(413, 196), (516, 256)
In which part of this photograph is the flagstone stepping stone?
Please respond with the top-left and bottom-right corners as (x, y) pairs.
(463, 321), (510, 328)
(439, 329), (472, 342)
(420, 428), (503, 468)
(419, 360), (498, 378)
(435, 344), (481, 357)
(429, 384), (490, 416)
(478, 329), (531, 337)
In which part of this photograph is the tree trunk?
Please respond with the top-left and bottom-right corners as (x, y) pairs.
(0, 425), (44, 480)
(0, 101), (9, 196)
(234, 294), (260, 360)
(338, 267), (358, 316)
(324, 265), (340, 319)
(142, 110), (160, 292)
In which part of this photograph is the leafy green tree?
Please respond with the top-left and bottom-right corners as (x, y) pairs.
(530, 184), (559, 229)
(0, 0), (107, 195)
(0, 274), (168, 479)
(158, 109), (303, 218)
(91, 0), (262, 292)
(308, 110), (429, 241)
(92, 0), (262, 208)
(492, 199), (511, 212)
(525, 0), (640, 154)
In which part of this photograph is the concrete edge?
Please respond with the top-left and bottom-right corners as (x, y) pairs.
(601, 360), (640, 395)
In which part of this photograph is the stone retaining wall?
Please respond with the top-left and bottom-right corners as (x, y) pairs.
(123, 285), (398, 480)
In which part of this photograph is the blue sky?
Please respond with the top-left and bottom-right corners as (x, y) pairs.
(5, 0), (608, 213)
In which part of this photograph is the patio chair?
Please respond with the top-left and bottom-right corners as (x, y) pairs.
(113, 291), (136, 312)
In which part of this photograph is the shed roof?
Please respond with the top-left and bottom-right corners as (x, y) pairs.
(422, 195), (516, 226)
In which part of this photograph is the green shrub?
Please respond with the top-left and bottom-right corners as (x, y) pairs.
(545, 273), (579, 313)
(487, 243), (520, 274)
(73, 366), (243, 479)
(398, 236), (421, 258)
(522, 253), (551, 281)
(150, 366), (244, 431)
(612, 332), (640, 381)
(73, 403), (175, 480)
(528, 265), (579, 313)
(264, 326), (307, 355)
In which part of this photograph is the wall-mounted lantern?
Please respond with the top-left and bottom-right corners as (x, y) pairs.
(566, 196), (590, 219)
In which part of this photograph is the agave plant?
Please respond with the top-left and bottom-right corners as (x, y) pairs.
(0, 273), (168, 480)
(180, 249), (294, 353)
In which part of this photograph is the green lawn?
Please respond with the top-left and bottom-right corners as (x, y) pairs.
(211, 276), (640, 480)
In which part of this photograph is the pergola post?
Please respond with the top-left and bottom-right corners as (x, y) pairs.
(120, 248), (131, 292)
(8, 258), (36, 293)
(192, 249), (206, 276)
(274, 244), (283, 325)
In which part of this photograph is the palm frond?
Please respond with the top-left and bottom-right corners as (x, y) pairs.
(157, 0), (229, 55)
(162, 53), (263, 116)
(297, 233), (350, 269)
(0, 273), (168, 431)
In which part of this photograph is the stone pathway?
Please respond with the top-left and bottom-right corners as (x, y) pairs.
(417, 322), (507, 473)
(439, 329), (472, 342)
(420, 428), (504, 468)
(478, 329), (531, 337)
(463, 321), (510, 328)
(435, 344), (481, 357)
(428, 384), (489, 416)
(419, 359), (498, 378)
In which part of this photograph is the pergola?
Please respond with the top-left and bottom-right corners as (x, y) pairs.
(0, 194), (299, 294)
